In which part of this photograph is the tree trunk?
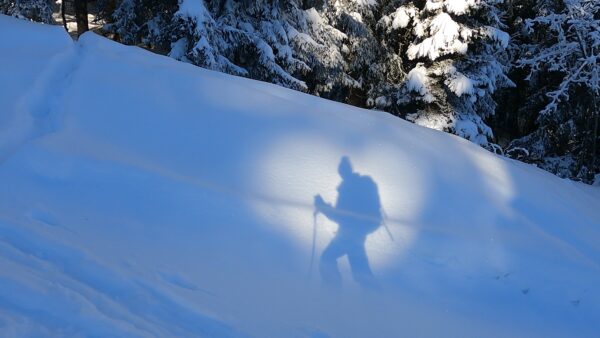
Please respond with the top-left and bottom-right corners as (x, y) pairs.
(74, 0), (89, 37)
(592, 93), (598, 171)
(61, 1), (68, 32)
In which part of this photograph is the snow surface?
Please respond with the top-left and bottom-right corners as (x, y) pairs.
(1, 15), (600, 338)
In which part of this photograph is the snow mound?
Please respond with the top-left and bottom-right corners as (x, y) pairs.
(1, 15), (600, 338)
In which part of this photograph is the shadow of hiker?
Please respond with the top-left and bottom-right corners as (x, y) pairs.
(314, 156), (382, 289)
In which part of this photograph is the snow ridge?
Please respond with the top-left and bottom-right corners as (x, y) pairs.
(0, 37), (78, 164)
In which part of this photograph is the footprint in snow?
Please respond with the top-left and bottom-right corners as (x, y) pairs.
(28, 209), (77, 234)
(28, 209), (59, 227)
(494, 272), (511, 280)
(301, 328), (330, 338)
(159, 271), (215, 296)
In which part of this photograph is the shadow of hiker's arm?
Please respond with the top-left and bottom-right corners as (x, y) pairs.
(314, 195), (339, 223)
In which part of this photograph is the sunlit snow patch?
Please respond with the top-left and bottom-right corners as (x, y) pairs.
(248, 132), (424, 276)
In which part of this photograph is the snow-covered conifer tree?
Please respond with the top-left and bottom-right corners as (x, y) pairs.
(385, 0), (513, 147)
(106, 0), (176, 47)
(169, 0), (308, 91)
(315, 0), (379, 103)
(0, 0), (54, 23)
(287, 4), (351, 99)
(506, 0), (599, 181)
(108, 0), (361, 94)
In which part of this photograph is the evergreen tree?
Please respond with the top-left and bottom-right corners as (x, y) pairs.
(0, 0), (54, 23)
(505, 0), (599, 182)
(105, 0), (177, 47)
(289, 2), (354, 100)
(170, 0), (308, 90)
(74, 0), (89, 36)
(383, 0), (513, 147)
(107, 0), (358, 94)
(313, 0), (379, 103)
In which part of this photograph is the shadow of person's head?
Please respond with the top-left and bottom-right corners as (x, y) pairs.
(338, 156), (354, 180)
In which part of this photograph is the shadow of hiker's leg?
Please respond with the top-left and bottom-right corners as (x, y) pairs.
(348, 242), (377, 289)
(319, 238), (344, 288)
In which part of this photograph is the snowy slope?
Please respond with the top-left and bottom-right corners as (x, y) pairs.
(1, 15), (599, 338)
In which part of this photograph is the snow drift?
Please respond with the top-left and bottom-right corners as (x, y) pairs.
(0, 15), (599, 338)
